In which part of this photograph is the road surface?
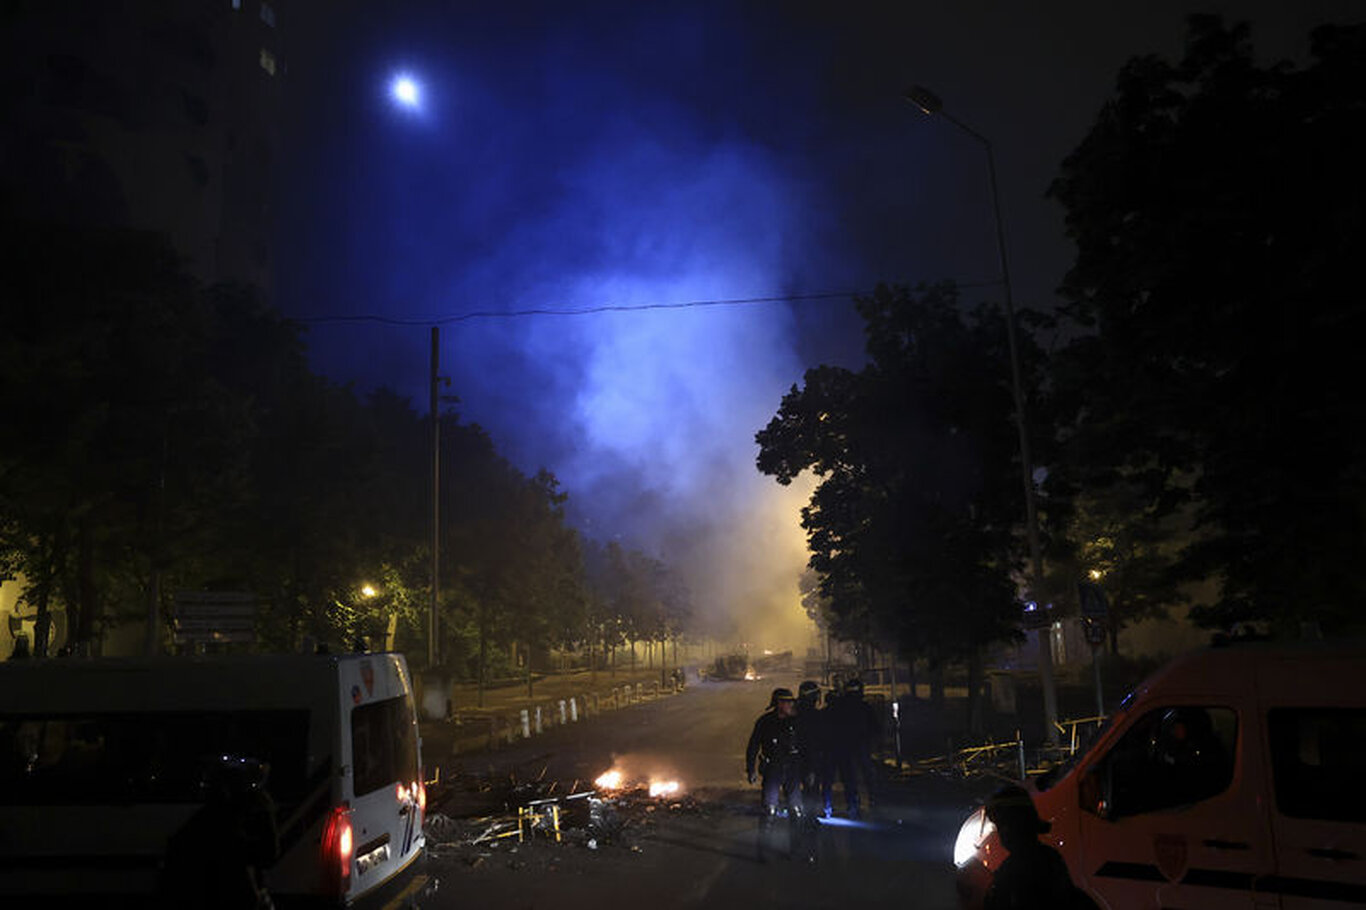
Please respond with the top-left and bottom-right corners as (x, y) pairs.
(416, 675), (989, 910)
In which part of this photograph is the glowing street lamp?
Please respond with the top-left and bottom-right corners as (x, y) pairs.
(390, 74), (422, 111)
(361, 584), (378, 599)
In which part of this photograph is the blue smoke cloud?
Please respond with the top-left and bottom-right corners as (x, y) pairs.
(279, 2), (866, 647)
(276, 0), (1366, 648)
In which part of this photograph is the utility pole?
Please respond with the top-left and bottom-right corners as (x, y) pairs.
(429, 326), (440, 669)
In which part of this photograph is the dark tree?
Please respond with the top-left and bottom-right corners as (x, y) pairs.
(1047, 17), (1366, 634)
(0, 222), (254, 654)
(757, 283), (1026, 715)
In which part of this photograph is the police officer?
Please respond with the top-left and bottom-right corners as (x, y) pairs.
(792, 680), (827, 860)
(745, 687), (804, 861)
(827, 677), (879, 819)
(159, 755), (279, 909)
(981, 784), (1078, 910)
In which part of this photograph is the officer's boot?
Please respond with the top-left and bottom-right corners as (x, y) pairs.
(756, 805), (777, 863)
(789, 800), (817, 864)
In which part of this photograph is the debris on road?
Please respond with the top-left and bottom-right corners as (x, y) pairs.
(423, 762), (711, 869)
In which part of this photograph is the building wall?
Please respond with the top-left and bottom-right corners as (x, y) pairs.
(1, 0), (285, 290)
(1, 0), (288, 657)
(0, 575), (70, 658)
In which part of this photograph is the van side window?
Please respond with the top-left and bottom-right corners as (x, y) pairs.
(1268, 708), (1366, 823)
(0, 711), (309, 807)
(1096, 706), (1237, 818)
(351, 695), (419, 797)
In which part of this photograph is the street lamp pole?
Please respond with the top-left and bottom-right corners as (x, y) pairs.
(904, 85), (1059, 743)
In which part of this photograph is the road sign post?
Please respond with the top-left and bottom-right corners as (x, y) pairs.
(1078, 582), (1110, 717)
(173, 592), (257, 647)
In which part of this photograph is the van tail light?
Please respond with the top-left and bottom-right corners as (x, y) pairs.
(322, 804), (353, 895)
(417, 779), (426, 818)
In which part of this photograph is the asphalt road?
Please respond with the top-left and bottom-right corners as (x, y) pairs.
(417, 676), (988, 910)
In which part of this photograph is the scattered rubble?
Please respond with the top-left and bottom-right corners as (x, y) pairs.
(423, 762), (710, 868)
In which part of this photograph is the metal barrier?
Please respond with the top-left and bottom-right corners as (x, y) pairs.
(438, 676), (686, 756)
(1052, 714), (1107, 756)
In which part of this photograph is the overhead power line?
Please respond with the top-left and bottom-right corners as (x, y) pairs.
(293, 279), (1002, 326)
(296, 290), (865, 325)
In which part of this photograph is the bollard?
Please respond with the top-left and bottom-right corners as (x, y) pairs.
(560, 699), (569, 724)
(570, 697), (578, 722)
(520, 709), (531, 740)
(534, 705), (543, 735)
(636, 682), (644, 701)
(1017, 731), (1026, 781)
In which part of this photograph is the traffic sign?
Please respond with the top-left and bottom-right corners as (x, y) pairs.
(174, 591), (257, 644)
(1078, 581), (1109, 619)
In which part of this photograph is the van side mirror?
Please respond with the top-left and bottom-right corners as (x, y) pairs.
(1080, 766), (1111, 820)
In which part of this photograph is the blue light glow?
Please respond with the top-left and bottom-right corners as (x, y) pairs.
(816, 815), (881, 830)
(390, 74), (421, 110)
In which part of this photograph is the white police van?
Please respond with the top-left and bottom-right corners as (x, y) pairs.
(955, 641), (1366, 909)
(0, 653), (432, 907)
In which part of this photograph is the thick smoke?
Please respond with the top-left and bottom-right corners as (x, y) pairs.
(280, 2), (854, 653)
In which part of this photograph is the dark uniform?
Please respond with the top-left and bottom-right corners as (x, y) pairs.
(159, 756), (278, 910)
(981, 784), (1078, 910)
(745, 688), (804, 860)
(792, 681), (827, 860)
(826, 678), (879, 818)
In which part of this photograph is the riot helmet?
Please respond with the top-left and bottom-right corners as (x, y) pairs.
(769, 687), (796, 708)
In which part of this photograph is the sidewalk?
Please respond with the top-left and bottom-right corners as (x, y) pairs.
(418, 667), (686, 762)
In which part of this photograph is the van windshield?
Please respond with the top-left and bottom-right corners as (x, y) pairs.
(0, 710), (310, 807)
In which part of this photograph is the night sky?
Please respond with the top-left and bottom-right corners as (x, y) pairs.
(272, 0), (1359, 648)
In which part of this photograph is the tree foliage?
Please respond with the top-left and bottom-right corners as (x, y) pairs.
(757, 283), (1026, 666)
(1047, 16), (1366, 634)
(0, 219), (697, 669)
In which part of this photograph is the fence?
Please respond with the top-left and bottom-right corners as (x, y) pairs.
(438, 677), (684, 755)
(908, 712), (1109, 783)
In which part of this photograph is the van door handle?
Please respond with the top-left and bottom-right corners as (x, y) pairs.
(1202, 838), (1250, 851)
(1307, 847), (1358, 861)
(399, 803), (411, 816)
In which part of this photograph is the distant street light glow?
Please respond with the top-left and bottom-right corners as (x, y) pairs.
(390, 74), (421, 110)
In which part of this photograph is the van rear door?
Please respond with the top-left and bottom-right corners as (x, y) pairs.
(341, 657), (424, 904)
(1260, 654), (1366, 909)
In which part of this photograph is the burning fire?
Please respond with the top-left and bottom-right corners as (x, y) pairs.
(593, 767), (683, 799)
(594, 769), (624, 790)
